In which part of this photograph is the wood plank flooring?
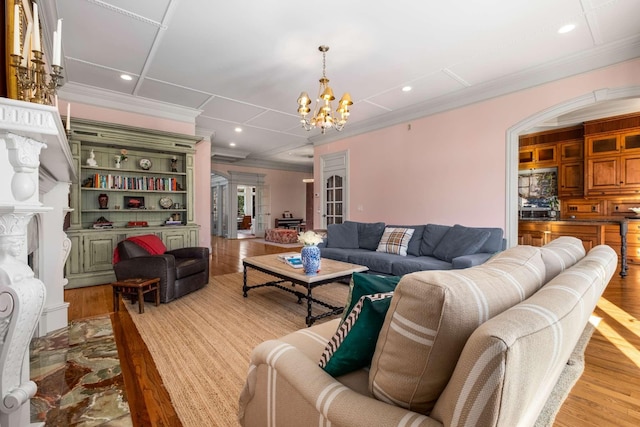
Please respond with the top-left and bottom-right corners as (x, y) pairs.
(63, 236), (640, 426)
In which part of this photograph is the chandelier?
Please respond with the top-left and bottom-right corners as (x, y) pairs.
(297, 46), (353, 133)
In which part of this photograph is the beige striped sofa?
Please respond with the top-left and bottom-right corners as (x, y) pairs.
(239, 237), (618, 427)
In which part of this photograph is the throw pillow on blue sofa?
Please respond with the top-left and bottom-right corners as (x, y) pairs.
(326, 222), (359, 248)
(432, 224), (491, 262)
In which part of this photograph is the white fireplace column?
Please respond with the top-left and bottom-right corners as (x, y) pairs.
(0, 98), (75, 427)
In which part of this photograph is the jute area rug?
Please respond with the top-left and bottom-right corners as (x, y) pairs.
(125, 271), (348, 427)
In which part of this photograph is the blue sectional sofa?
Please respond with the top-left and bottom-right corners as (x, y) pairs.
(319, 221), (504, 275)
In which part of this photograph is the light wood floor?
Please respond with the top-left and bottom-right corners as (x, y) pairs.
(63, 236), (640, 426)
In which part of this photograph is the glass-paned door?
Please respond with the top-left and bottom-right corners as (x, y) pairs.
(321, 151), (348, 228)
(325, 175), (344, 225)
(254, 184), (270, 237)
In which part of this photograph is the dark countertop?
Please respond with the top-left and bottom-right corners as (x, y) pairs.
(519, 217), (640, 224)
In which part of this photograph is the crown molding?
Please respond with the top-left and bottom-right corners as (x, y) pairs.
(58, 82), (202, 123)
(311, 36), (640, 146)
(212, 157), (312, 173)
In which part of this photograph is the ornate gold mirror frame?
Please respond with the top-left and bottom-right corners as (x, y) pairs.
(6, 0), (35, 100)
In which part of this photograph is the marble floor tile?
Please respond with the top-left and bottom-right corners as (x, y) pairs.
(30, 315), (132, 426)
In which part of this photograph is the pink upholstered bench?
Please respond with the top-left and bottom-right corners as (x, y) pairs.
(265, 228), (299, 244)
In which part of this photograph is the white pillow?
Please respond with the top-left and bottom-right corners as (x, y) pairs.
(376, 227), (414, 256)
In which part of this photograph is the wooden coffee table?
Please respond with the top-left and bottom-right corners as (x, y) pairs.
(242, 253), (368, 326)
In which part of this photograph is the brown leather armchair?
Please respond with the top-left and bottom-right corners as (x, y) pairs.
(114, 239), (209, 303)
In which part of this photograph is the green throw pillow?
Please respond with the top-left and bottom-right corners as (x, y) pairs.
(320, 292), (394, 377)
(341, 272), (401, 323)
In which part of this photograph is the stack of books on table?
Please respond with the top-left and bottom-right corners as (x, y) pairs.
(278, 254), (303, 268)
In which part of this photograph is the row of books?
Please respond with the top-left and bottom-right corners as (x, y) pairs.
(90, 174), (180, 191)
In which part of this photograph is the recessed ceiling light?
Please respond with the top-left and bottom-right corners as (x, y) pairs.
(558, 24), (576, 34)
(402, 86), (412, 92)
(120, 74), (133, 81)
(235, 127), (242, 133)
(229, 142), (236, 147)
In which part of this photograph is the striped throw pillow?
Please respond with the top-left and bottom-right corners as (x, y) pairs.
(376, 227), (414, 256)
(320, 292), (394, 377)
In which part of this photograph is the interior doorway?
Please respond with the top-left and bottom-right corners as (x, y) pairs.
(237, 185), (256, 239)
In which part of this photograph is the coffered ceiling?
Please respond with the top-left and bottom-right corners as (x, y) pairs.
(40, 0), (640, 171)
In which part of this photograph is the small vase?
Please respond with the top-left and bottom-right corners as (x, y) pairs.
(115, 158), (121, 169)
(301, 244), (321, 275)
(98, 193), (109, 209)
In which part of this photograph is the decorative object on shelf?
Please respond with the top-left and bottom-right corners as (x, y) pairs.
(629, 207), (640, 216)
(82, 177), (94, 187)
(297, 45), (353, 134)
(173, 202), (181, 209)
(86, 149), (98, 166)
(159, 197), (173, 209)
(124, 196), (145, 209)
(139, 158), (152, 170)
(98, 193), (109, 209)
(298, 231), (324, 275)
(114, 149), (128, 168)
(10, 2), (64, 104)
(93, 216), (113, 229)
(127, 221), (148, 227)
(171, 156), (178, 172)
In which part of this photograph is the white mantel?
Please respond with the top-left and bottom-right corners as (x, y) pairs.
(0, 97), (76, 426)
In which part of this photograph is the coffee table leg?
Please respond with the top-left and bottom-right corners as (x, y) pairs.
(243, 264), (249, 297)
(155, 281), (160, 306)
(306, 286), (313, 327)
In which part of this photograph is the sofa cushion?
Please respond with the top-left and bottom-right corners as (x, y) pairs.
(432, 224), (491, 262)
(389, 225), (425, 256)
(342, 272), (401, 322)
(347, 251), (398, 275)
(320, 292), (394, 377)
(390, 256), (453, 276)
(420, 224), (451, 256)
(431, 245), (617, 426)
(539, 236), (586, 283)
(326, 222), (359, 249)
(352, 221), (386, 250)
(474, 227), (505, 253)
(376, 227), (415, 256)
(369, 245), (546, 414)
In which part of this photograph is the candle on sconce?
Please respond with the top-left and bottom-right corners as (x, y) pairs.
(32, 2), (41, 52)
(20, 21), (32, 67)
(53, 19), (62, 66)
(66, 103), (71, 131)
(13, 4), (20, 56)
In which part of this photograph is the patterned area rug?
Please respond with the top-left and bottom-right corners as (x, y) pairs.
(30, 315), (132, 426)
(125, 271), (347, 426)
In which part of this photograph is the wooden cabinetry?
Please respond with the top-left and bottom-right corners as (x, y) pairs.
(65, 119), (202, 288)
(558, 140), (584, 197)
(518, 220), (606, 252)
(518, 143), (557, 169)
(585, 129), (640, 196)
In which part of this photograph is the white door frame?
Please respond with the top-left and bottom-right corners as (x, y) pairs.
(320, 150), (349, 228)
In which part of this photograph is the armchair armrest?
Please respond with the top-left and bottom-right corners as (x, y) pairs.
(451, 252), (494, 269)
(166, 247), (209, 259)
(239, 339), (441, 427)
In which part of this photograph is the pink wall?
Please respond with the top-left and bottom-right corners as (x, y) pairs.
(211, 163), (312, 228)
(314, 59), (640, 234)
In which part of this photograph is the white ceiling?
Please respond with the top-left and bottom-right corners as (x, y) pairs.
(40, 0), (640, 171)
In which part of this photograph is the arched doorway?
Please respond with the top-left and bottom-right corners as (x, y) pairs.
(505, 87), (640, 246)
